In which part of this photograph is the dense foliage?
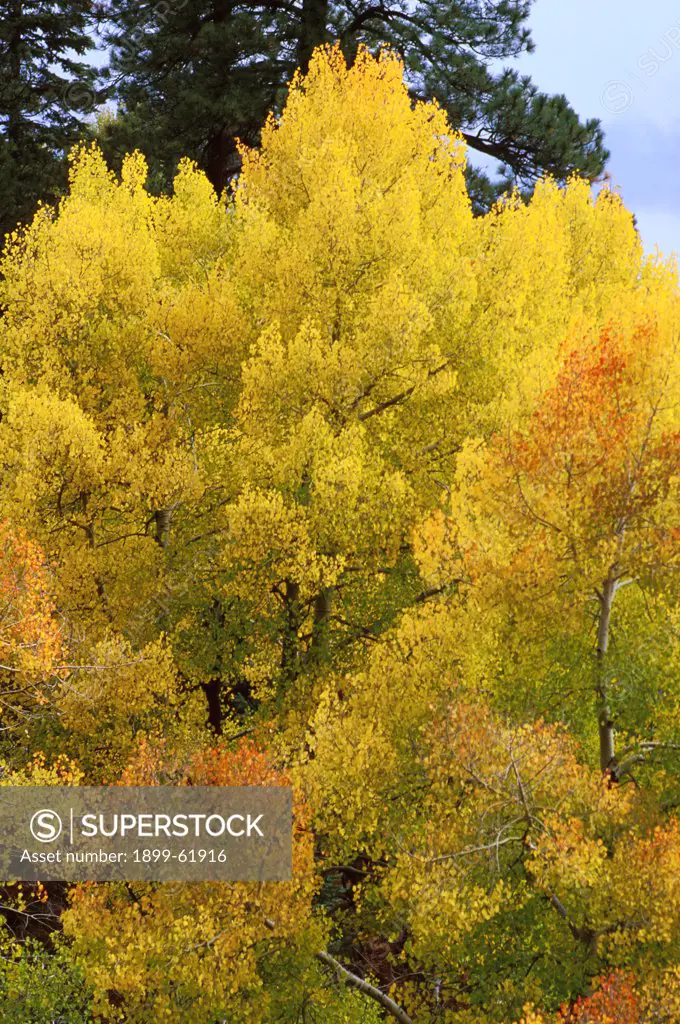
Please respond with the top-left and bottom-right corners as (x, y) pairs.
(0, 44), (677, 1024)
(0, 0), (608, 240)
(100, 0), (608, 207)
(0, 0), (96, 238)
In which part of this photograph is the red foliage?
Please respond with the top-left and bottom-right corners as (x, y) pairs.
(559, 972), (640, 1024)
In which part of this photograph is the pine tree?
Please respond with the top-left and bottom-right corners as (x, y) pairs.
(101, 0), (608, 207)
(0, 1), (98, 240)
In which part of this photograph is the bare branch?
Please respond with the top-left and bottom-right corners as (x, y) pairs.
(316, 951), (413, 1024)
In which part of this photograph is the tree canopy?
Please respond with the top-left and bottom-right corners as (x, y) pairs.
(99, 0), (608, 209)
(0, 44), (678, 1024)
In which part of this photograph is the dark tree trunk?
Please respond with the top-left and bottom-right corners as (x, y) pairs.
(202, 677), (223, 735)
(281, 579), (302, 686)
(309, 588), (331, 661)
(596, 575), (617, 774)
(296, 0), (330, 71)
(201, 597), (227, 735)
(204, 127), (238, 195)
(7, 3), (23, 147)
(153, 509), (171, 548)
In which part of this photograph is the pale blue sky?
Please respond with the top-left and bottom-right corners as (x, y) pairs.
(504, 0), (680, 258)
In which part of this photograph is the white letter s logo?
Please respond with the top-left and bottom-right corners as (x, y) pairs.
(30, 809), (63, 843)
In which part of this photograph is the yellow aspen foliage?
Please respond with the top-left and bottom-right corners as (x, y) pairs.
(0, 44), (656, 750)
(63, 741), (320, 1024)
(0, 141), (246, 762)
(2, 39), (680, 1024)
(56, 636), (207, 781)
(467, 177), (644, 426)
(413, 300), (680, 766)
(0, 751), (83, 788)
(304, 615), (680, 1019)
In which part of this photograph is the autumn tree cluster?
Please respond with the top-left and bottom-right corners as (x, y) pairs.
(0, 0), (607, 239)
(0, 44), (679, 1024)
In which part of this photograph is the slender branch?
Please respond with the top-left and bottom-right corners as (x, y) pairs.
(414, 580), (465, 603)
(264, 918), (413, 1024)
(357, 383), (417, 421)
(316, 951), (413, 1024)
(357, 362), (450, 421)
